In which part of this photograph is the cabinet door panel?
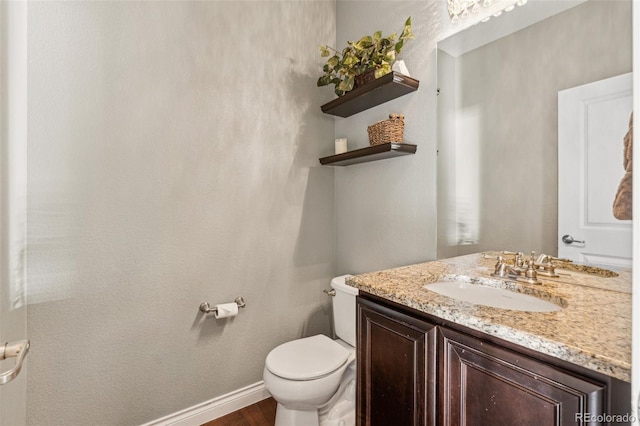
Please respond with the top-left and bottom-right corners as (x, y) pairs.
(439, 327), (605, 426)
(357, 298), (436, 426)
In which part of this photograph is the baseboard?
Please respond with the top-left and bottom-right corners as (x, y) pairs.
(142, 381), (271, 426)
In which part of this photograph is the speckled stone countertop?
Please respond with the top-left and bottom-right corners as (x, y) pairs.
(347, 252), (631, 383)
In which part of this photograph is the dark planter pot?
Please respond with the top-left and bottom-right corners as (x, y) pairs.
(354, 68), (377, 88)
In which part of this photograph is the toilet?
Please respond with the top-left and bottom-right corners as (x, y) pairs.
(263, 275), (358, 426)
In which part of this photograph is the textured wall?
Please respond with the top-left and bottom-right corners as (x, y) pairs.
(25, 2), (335, 424)
(437, 0), (632, 257)
(334, 1), (441, 275)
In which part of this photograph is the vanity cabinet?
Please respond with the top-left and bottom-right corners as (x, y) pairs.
(357, 295), (629, 426)
(439, 326), (605, 425)
(357, 296), (436, 426)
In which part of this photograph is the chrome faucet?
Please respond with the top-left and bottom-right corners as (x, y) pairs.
(487, 250), (578, 283)
(491, 254), (541, 284)
(491, 256), (522, 278)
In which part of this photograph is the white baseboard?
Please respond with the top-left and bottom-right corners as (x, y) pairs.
(142, 381), (271, 426)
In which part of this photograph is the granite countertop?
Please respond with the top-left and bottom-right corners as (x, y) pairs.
(347, 252), (631, 383)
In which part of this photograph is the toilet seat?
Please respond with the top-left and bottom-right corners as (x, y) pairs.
(266, 335), (350, 381)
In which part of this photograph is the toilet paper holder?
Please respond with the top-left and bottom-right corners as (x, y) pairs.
(199, 297), (246, 315)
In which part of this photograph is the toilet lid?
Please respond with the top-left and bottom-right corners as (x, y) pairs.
(266, 334), (350, 380)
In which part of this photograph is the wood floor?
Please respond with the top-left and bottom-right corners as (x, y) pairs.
(202, 397), (277, 426)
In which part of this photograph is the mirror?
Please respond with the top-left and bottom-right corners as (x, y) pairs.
(436, 0), (633, 262)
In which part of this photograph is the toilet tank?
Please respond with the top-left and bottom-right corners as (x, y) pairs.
(331, 275), (358, 347)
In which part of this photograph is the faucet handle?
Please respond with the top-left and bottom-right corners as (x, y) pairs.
(525, 260), (537, 278)
(548, 256), (573, 263)
(498, 251), (523, 266)
(516, 260), (542, 284)
(514, 252), (525, 268)
(482, 253), (503, 260)
(535, 254), (573, 265)
(535, 253), (550, 264)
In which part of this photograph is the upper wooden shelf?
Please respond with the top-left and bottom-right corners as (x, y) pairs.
(319, 143), (417, 166)
(320, 72), (419, 118)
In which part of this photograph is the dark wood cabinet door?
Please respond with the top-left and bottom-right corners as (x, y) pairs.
(357, 297), (437, 426)
(438, 327), (606, 426)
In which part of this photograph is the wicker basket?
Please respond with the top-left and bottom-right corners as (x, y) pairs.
(367, 114), (405, 146)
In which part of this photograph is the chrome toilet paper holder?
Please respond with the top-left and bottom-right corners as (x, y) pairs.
(199, 297), (246, 315)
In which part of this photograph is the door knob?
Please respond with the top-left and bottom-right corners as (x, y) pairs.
(561, 234), (585, 245)
(0, 339), (30, 386)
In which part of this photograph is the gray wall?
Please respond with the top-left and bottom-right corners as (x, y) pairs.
(26, 2), (335, 424)
(437, 0), (632, 257)
(334, 1), (441, 275)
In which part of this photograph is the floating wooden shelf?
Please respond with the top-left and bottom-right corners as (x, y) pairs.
(319, 143), (417, 166)
(320, 72), (419, 118)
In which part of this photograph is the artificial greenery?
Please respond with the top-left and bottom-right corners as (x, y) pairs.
(317, 17), (414, 97)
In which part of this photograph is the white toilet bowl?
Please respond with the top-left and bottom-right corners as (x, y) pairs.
(263, 335), (355, 426)
(263, 276), (358, 426)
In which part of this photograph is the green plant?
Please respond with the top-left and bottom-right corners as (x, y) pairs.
(317, 17), (414, 97)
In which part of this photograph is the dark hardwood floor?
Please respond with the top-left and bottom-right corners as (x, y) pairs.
(202, 397), (277, 426)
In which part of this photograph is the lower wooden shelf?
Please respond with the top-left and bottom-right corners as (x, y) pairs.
(319, 143), (417, 166)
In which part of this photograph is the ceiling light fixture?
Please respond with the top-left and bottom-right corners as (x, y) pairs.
(447, 0), (528, 25)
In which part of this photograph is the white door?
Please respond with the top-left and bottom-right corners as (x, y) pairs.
(0, 2), (29, 424)
(558, 73), (633, 267)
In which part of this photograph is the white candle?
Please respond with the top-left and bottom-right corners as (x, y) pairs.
(335, 138), (347, 154)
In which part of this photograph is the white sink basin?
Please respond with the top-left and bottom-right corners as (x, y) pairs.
(424, 281), (562, 312)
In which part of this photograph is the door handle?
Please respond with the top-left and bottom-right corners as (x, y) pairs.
(561, 234), (585, 245)
(0, 339), (30, 386)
